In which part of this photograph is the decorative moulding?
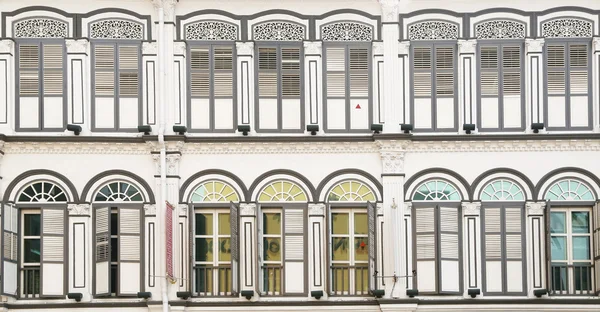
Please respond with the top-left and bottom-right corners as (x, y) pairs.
(379, 0), (400, 23)
(404, 202), (412, 216)
(68, 204), (91, 216)
(14, 18), (68, 38)
(236, 42), (254, 56)
(178, 204), (188, 217)
(475, 20), (526, 40)
(462, 202), (481, 216)
(380, 151), (405, 174)
(89, 19), (144, 40)
(253, 21), (305, 41)
(144, 204), (156, 215)
(185, 20), (238, 41)
(0, 40), (14, 54)
(3, 142), (150, 155)
(525, 38), (544, 53)
(240, 203), (257, 216)
(321, 22), (373, 41)
(142, 42), (158, 55)
(66, 39), (88, 54)
(408, 21), (458, 41)
(166, 154), (181, 176)
(173, 41), (187, 55)
(398, 41), (410, 55)
(303, 41), (322, 55)
(376, 202), (384, 216)
(458, 39), (477, 54)
(372, 42), (384, 55)
(526, 202), (546, 216)
(308, 203), (325, 216)
(540, 18), (593, 38)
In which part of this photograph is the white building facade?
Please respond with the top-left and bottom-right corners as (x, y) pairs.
(0, 0), (599, 311)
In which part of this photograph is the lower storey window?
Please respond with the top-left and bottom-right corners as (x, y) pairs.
(194, 209), (232, 296)
(262, 210), (282, 295)
(22, 210), (41, 298)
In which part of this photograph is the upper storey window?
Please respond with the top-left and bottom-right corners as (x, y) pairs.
(186, 20), (238, 132)
(90, 19), (143, 132)
(14, 18), (67, 132)
(409, 21), (458, 132)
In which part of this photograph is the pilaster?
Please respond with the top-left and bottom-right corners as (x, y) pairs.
(458, 40), (477, 131)
(461, 202), (481, 297)
(380, 0), (401, 132)
(67, 204), (92, 301)
(398, 41), (410, 125)
(308, 203), (326, 297)
(239, 203), (257, 298)
(142, 41), (158, 131)
(593, 37), (600, 132)
(526, 201), (546, 297)
(304, 42), (322, 132)
(236, 42), (255, 134)
(0, 40), (14, 134)
(525, 38), (545, 132)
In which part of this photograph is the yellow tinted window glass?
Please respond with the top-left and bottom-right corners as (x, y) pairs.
(263, 212), (281, 235)
(195, 213), (213, 235)
(354, 213), (368, 235)
(218, 238), (231, 261)
(218, 213), (230, 235)
(332, 213), (349, 234)
(332, 237), (349, 261)
(263, 237), (282, 261)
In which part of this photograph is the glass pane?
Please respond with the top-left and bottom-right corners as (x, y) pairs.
(332, 237), (349, 261)
(571, 212), (589, 233)
(195, 213), (213, 235)
(354, 238), (369, 261)
(354, 213), (367, 235)
(111, 237), (118, 262)
(263, 237), (281, 261)
(263, 213), (281, 235)
(355, 266), (369, 294)
(332, 213), (349, 235)
(574, 265), (592, 291)
(110, 213), (118, 236)
(550, 212), (566, 233)
(23, 214), (41, 236)
(218, 213), (231, 235)
(572, 237), (590, 260)
(332, 267), (350, 294)
(24, 239), (41, 263)
(551, 236), (567, 260)
(195, 238), (213, 262)
(218, 238), (231, 261)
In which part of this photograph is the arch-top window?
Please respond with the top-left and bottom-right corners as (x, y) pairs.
(94, 181), (143, 202)
(412, 179), (461, 201)
(544, 179), (594, 201)
(17, 181), (67, 202)
(190, 180), (240, 202)
(327, 180), (375, 202)
(481, 179), (525, 201)
(258, 180), (307, 202)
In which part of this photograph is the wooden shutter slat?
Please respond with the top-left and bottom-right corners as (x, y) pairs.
(2, 204), (19, 297)
(213, 47), (233, 70)
(547, 45), (565, 67)
(413, 47), (431, 69)
(326, 47), (345, 71)
(569, 45), (588, 67)
(350, 73), (369, 97)
(258, 48), (277, 70)
(19, 71), (39, 96)
(547, 71), (565, 95)
(119, 72), (138, 96)
(190, 72), (209, 97)
(95, 46), (115, 69)
(503, 72), (520, 95)
(258, 72), (278, 97)
(281, 48), (300, 70)
(436, 73), (454, 96)
(118, 207), (142, 295)
(435, 47), (453, 69)
(480, 46), (498, 69)
(214, 72), (234, 97)
(367, 202), (377, 291)
(481, 72), (499, 96)
(505, 234), (522, 259)
(118, 46), (138, 70)
(485, 234), (502, 258)
(569, 71), (588, 94)
(414, 72), (432, 97)
(41, 207), (66, 296)
(326, 73), (345, 97)
(282, 73), (300, 97)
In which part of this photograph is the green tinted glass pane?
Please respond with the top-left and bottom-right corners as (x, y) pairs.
(218, 238), (231, 261)
(332, 213), (349, 235)
(263, 213), (281, 235)
(218, 213), (231, 235)
(551, 236), (567, 260)
(24, 214), (41, 236)
(573, 237), (590, 260)
(263, 237), (281, 261)
(412, 192), (426, 201)
(332, 237), (349, 261)
(572, 212), (589, 233)
(110, 213), (118, 236)
(354, 213), (367, 235)
(550, 212), (566, 233)
(581, 191), (594, 200)
(196, 213), (213, 235)
(354, 238), (369, 261)
(24, 239), (40, 263)
(195, 238), (213, 261)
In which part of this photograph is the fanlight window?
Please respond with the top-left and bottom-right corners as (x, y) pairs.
(94, 181), (143, 202)
(412, 179), (461, 201)
(544, 179), (594, 201)
(258, 180), (307, 202)
(190, 180), (240, 202)
(481, 179), (525, 201)
(18, 181), (67, 202)
(327, 180), (375, 202)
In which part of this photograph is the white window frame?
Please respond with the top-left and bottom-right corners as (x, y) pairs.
(260, 207), (283, 295)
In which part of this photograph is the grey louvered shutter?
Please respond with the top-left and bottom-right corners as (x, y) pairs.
(94, 206), (110, 296)
(414, 206), (436, 292)
(439, 206), (460, 293)
(435, 46), (454, 97)
(230, 202), (240, 295)
(214, 47), (234, 97)
(367, 201), (377, 292)
(504, 207), (524, 293)
(281, 47), (301, 97)
(349, 48), (369, 98)
(2, 204), (19, 296)
(593, 202), (600, 295)
(41, 207), (65, 297)
(118, 207), (142, 295)
(190, 47), (210, 97)
(502, 46), (521, 97)
(283, 206), (305, 294)
(568, 44), (588, 95)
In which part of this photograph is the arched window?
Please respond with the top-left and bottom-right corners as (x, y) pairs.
(412, 179), (461, 201)
(17, 181), (67, 202)
(327, 180), (375, 202)
(94, 181), (143, 202)
(258, 180), (307, 202)
(480, 179), (524, 201)
(190, 180), (239, 202)
(544, 179), (594, 201)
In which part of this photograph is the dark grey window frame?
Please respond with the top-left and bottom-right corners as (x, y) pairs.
(322, 42), (372, 133)
(476, 41), (526, 132)
(14, 39), (68, 132)
(90, 40), (143, 132)
(543, 38), (593, 131)
(187, 42), (237, 133)
(410, 41), (459, 133)
(254, 42), (305, 133)
(480, 202), (527, 295)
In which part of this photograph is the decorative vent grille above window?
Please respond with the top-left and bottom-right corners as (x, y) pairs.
(185, 20), (238, 41)
(190, 180), (240, 202)
(475, 20), (526, 39)
(13, 18), (68, 38)
(89, 19), (143, 40)
(408, 21), (459, 41)
(253, 21), (305, 41)
(17, 181), (67, 202)
(541, 18), (593, 38)
(321, 22), (373, 41)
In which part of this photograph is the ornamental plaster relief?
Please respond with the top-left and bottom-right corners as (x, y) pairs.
(240, 203), (256, 216)
(526, 202), (546, 216)
(236, 42), (254, 56)
(3, 142), (150, 155)
(525, 38), (545, 53)
(68, 204), (91, 216)
(178, 203), (188, 217)
(379, 0), (400, 23)
(308, 203), (325, 216)
(462, 202), (481, 216)
(404, 202), (412, 216)
(381, 151), (405, 174)
(66, 39), (88, 54)
(144, 203), (156, 215)
(0, 40), (14, 54)
(303, 41), (322, 55)
(166, 154), (181, 175)
(458, 39), (477, 54)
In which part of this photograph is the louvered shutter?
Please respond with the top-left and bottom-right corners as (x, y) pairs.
(367, 202), (377, 292)
(349, 48), (368, 98)
(258, 47), (278, 97)
(118, 207), (142, 295)
(230, 202), (239, 295)
(326, 47), (346, 97)
(94, 45), (115, 96)
(568, 44), (588, 95)
(118, 46), (139, 97)
(414, 206), (436, 292)
(190, 47), (210, 97)
(281, 48), (300, 97)
(214, 47), (234, 97)
(502, 46), (521, 97)
(413, 47), (432, 97)
(480, 46), (499, 96)
(41, 207), (65, 297)
(435, 47), (454, 97)
(483, 207), (502, 294)
(283, 207), (305, 294)
(19, 44), (40, 96)
(43, 45), (63, 96)
(2, 204), (19, 296)
(593, 202), (600, 295)
(439, 206), (460, 293)
(94, 206), (110, 296)
(504, 207), (524, 293)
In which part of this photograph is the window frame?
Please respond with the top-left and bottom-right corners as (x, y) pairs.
(14, 39), (67, 132)
(20, 209), (41, 298)
(259, 205), (284, 296)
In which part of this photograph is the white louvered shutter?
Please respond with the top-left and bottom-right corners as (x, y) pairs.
(413, 47), (432, 97)
(593, 202), (600, 295)
(435, 47), (454, 97)
(480, 46), (499, 97)
(367, 202), (377, 292)
(118, 207), (142, 295)
(483, 207), (502, 293)
(546, 45), (565, 95)
(326, 47), (346, 98)
(190, 47), (210, 98)
(118, 46), (139, 97)
(258, 47), (278, 97)
(41, 207), (65, 296)
(43, 45), (63, 96)
(568, 44), (588, 95)
(94, 45), (115, 96)
(439, 206), (460, 293)
(214, 47), (234, 97)
(349, 48), (369, 98)
(283, 207), (305, 294)
(19, 44), (40, 96)
(414, 206), (436, 292)
(281, 48), (301, 97)
(502, 46), (521, 97)
(2, 204), (19, 296)
(94, 206), (110, 296)
(230, 202), (240, 295)
(504, 207), (524, 293)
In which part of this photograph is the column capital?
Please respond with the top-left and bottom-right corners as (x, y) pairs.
(404, 201), (412, 216)
(144, 204), (157, 215)
(525, 38), (545, 53)
(65, 39), (88, 54)
(0, 40), (14, 54)
(174, 41), (187, 56)
(593, 37), (600, 52)
(377, 202), (384, 216)
(458, 39), (477, 54)
(236, 42), (254, 56)
(68, 204), (91, 216)
(178, 203), (188, 217)
(142, 41), (158, 55)
(462, 202), (481, 216)
(240, 203), (257, 216)
(166, 153), (181, 176)
(308, 203), (325, 216)
(379, 0), (400, 23)
(373, 41), (384, 56)
(526, 201), (546, 216)
(398, 41), (410, 55)
(303, 41), (322, 55)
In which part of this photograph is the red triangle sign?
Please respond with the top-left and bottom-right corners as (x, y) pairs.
(355, 104), (361, 109)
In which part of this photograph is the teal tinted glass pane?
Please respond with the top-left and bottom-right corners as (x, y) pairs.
(572, 237), (590, 260)
(571, 212), (589, 233)
(513, 192), (524, 200)
(580, 191), (594, 200)
(492, 181), (502, 190)
(559, 181), (569, 191)
(412, 192), (426, 201)
(24, 239), (41, 263)
(24, 214), (41, 236)
(551, 236), (567, 260)
(449, 192), (461, 200)
(569, 181), (579, 192)
(481, 192), (492, 201)
(550, 212), (566, 233)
